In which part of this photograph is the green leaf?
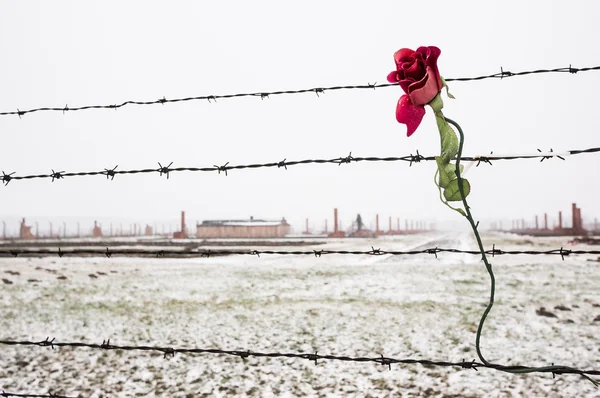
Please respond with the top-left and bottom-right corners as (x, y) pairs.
(443, 178), (471, 202)
(441, 76), (455, 99)
(436, 158), (455, 188)
(435, 113), (459, 163)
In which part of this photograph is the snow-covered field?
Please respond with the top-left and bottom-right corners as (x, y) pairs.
(1, 232), (599, 397)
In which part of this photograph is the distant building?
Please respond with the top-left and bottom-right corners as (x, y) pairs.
(92, 221), (103, 238)
(19, 218), (34, 240)
(144, 225), (154, 236)
(196, 217), (290, 239)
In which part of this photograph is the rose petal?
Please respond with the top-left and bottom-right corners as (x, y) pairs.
(387, 71), (399, 83)
(398, 78), (414, 94)
(417, 46), (442, 89)
(395, 95), (426, 137)
(417, 46), (441, 62)
(408, 66), (443, 106)
(393, 48), (416, 67)
(402, 58), (425, 81)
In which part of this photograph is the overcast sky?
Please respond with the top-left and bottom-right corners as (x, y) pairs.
(1, 1), (599, 234)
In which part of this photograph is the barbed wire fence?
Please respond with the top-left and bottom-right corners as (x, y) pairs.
(0, 246), (599, 258)
(1, 147), (599, 186)
(1, 64), (599, 118)
(1, 338), (599, 383)
(2, 63), (600, 396)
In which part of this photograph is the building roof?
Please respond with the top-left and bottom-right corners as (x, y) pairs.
(198, 218), (288, 227)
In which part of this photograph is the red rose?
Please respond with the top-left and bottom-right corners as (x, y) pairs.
(387, 46), (443, 136)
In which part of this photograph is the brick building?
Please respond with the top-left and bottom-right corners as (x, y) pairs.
(196, 217), (290, 239)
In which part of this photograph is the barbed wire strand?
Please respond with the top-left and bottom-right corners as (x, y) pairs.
(1, 64), (599, 118)
(1, 147), (599, 186)
(0, 391), (76, 398)
(0, 338), (597, 385)
(0, 246), (598, 258)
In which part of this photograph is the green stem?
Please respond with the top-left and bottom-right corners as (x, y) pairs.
(444, 117), (495, 366)
(442, 117), (597, 384)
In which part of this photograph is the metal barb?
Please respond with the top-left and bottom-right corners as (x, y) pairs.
(379, 354), (392, 371)
(103, 165), (118, 180)
(409, 150), (424, 167)
(163, 347), (175, 358)
(427, 247), (439, 258)
(157, 162), (173, 179)
(369, 246), (383, 255)
(1, 171), (15, 186)
(215, 162), (230, 176)
(500, 67), (514, 79)
(337, 152), (355, 166)
(50, 170), (65, 182)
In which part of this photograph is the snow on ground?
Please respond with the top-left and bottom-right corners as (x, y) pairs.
(0, 232), (599, 397)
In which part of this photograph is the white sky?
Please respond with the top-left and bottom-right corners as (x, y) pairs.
(1, 1), (599, 234)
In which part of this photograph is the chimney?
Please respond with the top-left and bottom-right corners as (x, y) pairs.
(558, 211), (563, 229)
(376, 214), (380, 232)
(397, 218), (400, 232)
(572, 203), (577, 231)
(181, 211), (186, 233)
(333, 208), (339, 233)
(305, 218), (309, 234)
(544, 213), (548, 230)
(535, 215), (539, 230)
(325, 219), (328, 234)
(388, 216), (391, 233)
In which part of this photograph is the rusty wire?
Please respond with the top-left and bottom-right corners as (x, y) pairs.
(0, 246), (598, 258)
(0, 338), (598, 385)
(1, 147), (599, 186)
(1, 64), (599, 117)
